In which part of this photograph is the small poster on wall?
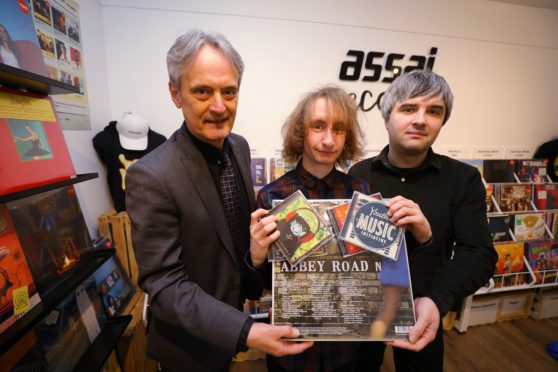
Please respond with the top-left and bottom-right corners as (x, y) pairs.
(30, 0), (92, 130)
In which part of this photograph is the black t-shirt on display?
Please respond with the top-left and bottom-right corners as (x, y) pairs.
(534, 138), (558, 182)
(92, 121), (166, 212)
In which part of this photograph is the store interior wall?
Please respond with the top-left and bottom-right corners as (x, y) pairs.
(68, 0), (558, 237)
(61, 0), (112, 237)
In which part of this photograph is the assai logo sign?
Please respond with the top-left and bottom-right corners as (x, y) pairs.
(338, 47), (438, 112)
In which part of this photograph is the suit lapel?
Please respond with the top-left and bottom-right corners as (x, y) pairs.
(174, 128), (238, 266)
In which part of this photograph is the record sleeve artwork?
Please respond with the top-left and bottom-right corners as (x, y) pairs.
(0, 205), (42, 334)
(271, 194), (415, 341)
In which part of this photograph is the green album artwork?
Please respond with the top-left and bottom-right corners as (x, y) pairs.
(270, 190), (334, 266)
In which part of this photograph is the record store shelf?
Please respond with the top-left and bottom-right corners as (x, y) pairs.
(0, 173), (98, 204)
(0, 63), (80, 96)
(74, 315), (132, 372)
(0, 249), (115, 355)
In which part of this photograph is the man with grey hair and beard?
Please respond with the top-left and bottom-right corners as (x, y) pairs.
(349, 70), (497, 371)
(126, 29), (312, 371)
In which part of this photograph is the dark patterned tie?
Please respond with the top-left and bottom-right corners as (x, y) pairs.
(219, 153), (245, 264)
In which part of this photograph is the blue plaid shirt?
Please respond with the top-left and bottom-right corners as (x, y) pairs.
(257, 162), (370, 372)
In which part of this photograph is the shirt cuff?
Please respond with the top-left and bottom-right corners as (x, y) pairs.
(244, 250), (268, 273)
(405, 232), (433, 256)
(236, 316), (255, 353)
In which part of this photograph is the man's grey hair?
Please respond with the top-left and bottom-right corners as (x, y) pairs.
(380, 70), (454, 125)
(166, 29), (244, 90)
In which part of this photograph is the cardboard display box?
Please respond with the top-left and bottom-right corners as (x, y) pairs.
(98, 211), (139, 286)
(496, 291), (534, 321)
(530, 290), (558, 320)
(465, 296), (499, 327)
(442, 311), (457, 330)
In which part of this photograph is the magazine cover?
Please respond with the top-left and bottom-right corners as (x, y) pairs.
(526, 239), (558, 285)
(92, 255), (136, 317)
(0, 205), (42, 334)
(8, 185), (93, 294)
(493, 241), (525, 288)
(268, 191), (334, 266)
(0, 87), (76, 194)
(495, 184), (533, 212)
(514, 212), (547, 241)
(534, 183), (558, 210)
(272, 215), (415, 341)
(515, 159), (548, 183)
(339, 192), (404, 261)
(483, 160), (516, 183)
(487, 214), (512, 242)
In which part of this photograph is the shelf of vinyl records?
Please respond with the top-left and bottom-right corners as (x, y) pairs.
(452, 172), (558, 332)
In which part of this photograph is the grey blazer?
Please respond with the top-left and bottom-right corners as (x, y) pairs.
(126, 124), (257, 371)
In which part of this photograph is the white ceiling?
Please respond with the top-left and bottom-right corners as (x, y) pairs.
(488, 0), (558, 11)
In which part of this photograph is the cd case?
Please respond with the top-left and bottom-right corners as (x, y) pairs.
(339, 191), (404, 261)
(267, 190), (334, 266)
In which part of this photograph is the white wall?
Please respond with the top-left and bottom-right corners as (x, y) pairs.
(97, 0), (558, 153)
(64, 0), (113, 237)
(72, 0), (558, 235)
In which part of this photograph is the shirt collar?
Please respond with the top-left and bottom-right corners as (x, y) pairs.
(183, 122), (230, 165)
(294, 161), (343, 190)
(371, 145), (442, 175)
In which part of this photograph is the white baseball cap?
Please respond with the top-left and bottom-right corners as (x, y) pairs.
(116, 112), (148, 150)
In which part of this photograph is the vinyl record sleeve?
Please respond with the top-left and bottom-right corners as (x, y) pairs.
(0, 87), (75, 195)
(92, 255), (136, 317)
(487, 214), (513, 242)
(250, 157), (267, 188)
(0, 205), (42, 334)
(514, 212), (547, 241)
(268, 190), (334, 266)
(526, 239), (558, 285)
(8, 185), (93, 294)
(534, 183), (558, 210)
(515, 159), (548, 183)
(483, 160), (516, 183)
(35, 290), (91, 372)
(272, 198), (415, 341)
(495, 184), (533, 212)
(493, 241), (525, 288)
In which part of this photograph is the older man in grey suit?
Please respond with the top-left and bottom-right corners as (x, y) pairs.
(126, 30), (312, 371)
